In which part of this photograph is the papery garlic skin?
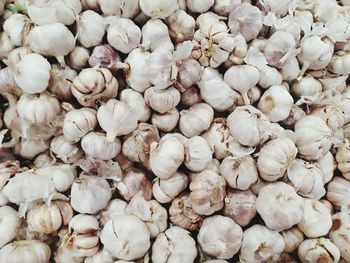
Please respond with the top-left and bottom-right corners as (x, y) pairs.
(198, 215), (243, 259)
(144, 86), (180, 114)
(50, 135), (83, 164)
(327, 177), (350, 210)
(69, 46), (90, 70)
(298, 238), (340, 263)
(256, 182), (303, 231)
(240, 225), (285, 263)
(101, 214), (150, 261)
(281, 227), (304, 253)
(77, 10), (105, 48)
(330, 211), (350, 261)
(0, 206), (20, 248)
(81, 132), (121, 160)
(88, 44), (122, 71)
(139, 0), (178, 19)
(298, 199), (332, 238)
(120, 89), (151, 122)
(184, 136), (212, 172)
(152, 226), (197, 263)
(0, 33), (14, 60)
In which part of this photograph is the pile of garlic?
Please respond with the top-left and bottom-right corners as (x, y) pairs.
(1, 0), (350, 262)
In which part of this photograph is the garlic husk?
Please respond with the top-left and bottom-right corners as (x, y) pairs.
(77, 10), (105, 48)
(298, 199), (332, 238)
(141, 19), (174, 52)
(151, 108), (179, 132)
(326, 177), (350, 210)
(153, 172), (188, 204)
(50, 135), (83, 164)
(184, 136), (212, 172)
(166, 10), (195, 43)
(240, 225), (285, 263)
(298, 238), (340, 263)
(0, 206), (20, 248)
(70, 175), (112, 214)
(139, 0), (178, 19)
(144, 86), (181, 114)
(3, 14), (31, 47)
(256, 182), (303, 231)
(101, 214), (150, 261)
(0, 240), (51, 263)
(69, 46), (90, 70)
(49, 64), (76, 100)
(88, 44), (123, 71)
(281, 227), (304, 253)
(330, 211), (350, 261)
(318, 151), (336, 184)
(151, 226), (197, 263)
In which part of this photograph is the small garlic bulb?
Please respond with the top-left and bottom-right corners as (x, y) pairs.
(336, 140), (350, 180)
(257, 137), (297, 182)
(0, 206), (20, 248)
(179, 103), (214, 137)
(166, 10), (195, 43)
(12, 53), (51, 94)
(295, 116), (333, 160)
(139, 0), (178, 19)
(189, 170), (226, 215)
(77, 10), (105, 48)
(3, 14), (31, 46)
(141, 19), (174, 52)
(281, 227), (304, 253)
(330, 211), (350, 262)
(101, 214), (150, 261)
(329, 50), (350, 75)
(224, 189), (256, 227)
(198, 215), (243, 259)
(149, 136), (185, 179)
(326, 177), (350, 210)
(298, 238), (340, 263)
(69, 46), (90, 70)
(153, 172), (189, 204)
(81, 132), (121, 160)
(317, 151), (336, 185)
(49, 64), (77, 100)
(152, 226), (197, 263)
(184, 136), (212, 172)
(70, 175), (112, 214)
(72, 68), (118, 108)
(50, 135), (83, 164)
(292, 75), (322, 98)
(298, 199), (332, 238)
(256, 182), (303, 231)
(0, 240), (51, 263)
(144, 86), (181, 114)
(280, 57), (300, 81)
(107, 18), (141, 54)
(187, 0), (214, 13)
(97, 99), (138, 141)
(240, 225), (285, 263)
(220, 155), (258, 190)
(169, 193), (203, 231)
(212, 0), (241, 16)
(120, 89), (151, 122)
(151, 108), (179, 132)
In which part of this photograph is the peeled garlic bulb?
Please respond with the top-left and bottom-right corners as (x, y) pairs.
(0, 206), (20, 248)
(139, 0), (178, 19)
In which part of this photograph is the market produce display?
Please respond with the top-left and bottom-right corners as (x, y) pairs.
(0, 0), (350, 262)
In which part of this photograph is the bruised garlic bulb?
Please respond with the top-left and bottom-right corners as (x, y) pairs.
(336, 140), (350, 180)
(256, 182), (303, 231)
(184, 136), (212, 172)
(144, 86), (181, 114)
(152, 226), (197, 263)
(327, 177), (350, 210)
(141, 19), (174, 52)
(97, 99), (138, 141)
(224, 189), (256, 227)
(281, 227), (304, 253)
(240, 225), (285, 263)
(298, 199), (332, 238)
(179, 103), (214, 137)
(152, 108), (180, 133)
(139, 0), (178, 19)
(166, 10), (195, 43)
(153, 172), (188, 203)
(189, 170), (226, 215)
(220, 155), (258, 190)
(0, 240), (51, 263)
(70, 175), (112, 214)
(101, 214), (150, 261)
(50, 135), (83, 164)
(258, 137), (297, 182)
(298, 238), (340, 263)
(198, 215), (243, 259)
(49, 65), (77, 100)
(77, 10), (105, 48)
(330, 211), (350, 261)
(120, 89), (151, 122)
(69, 46), (90, 70)
(0, 206), (20, 248)
(81, 132), (121, 160)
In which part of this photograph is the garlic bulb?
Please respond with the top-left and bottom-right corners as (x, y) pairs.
(187, 0), (214, 12)
(220, 155), (258, 190)
(153, 172), (188, 203)
(184, 136), (212, 172)
(336, 140), (350, 180)
(181, 86), (202, 107)
(327, 177), (350, 210)
(12, 53), (51, 94)
(69, 46), (90, 70)
(77, 10), (105, 48)
(72, 68), (118, 108)
(152, 226), (197, 263)
(107, 18), (141, 54)
(27, 23), (75, 65)
(151, 108), (179, 132)
(63, 108), (97, 143)
(224, 189), (256, 227)
(292, 75), (322, 98)
(256, 182), (303, 231)
(298, 238), (340, 263)
(0, 240), (51, 263)
(100, 199), (127, 226)
(177, 58), (202, 91)
(117, 168), (152, 201)
(101, 214), (150, 261)
(0, 206), (20, 248)
(3, 14), (31, 46)
(298, 199), (332, 238)
(141, 19), (174, 52)
(166, 10), (195, 43)
(281, 227), (304, 253)
(49, 64), (77, 100)
(328, 51), (350, 75)
(50, 135), (83, 163)
(42, 164), (76, 192)
(317, 151), (336, 184)
(14, 138), (49, 160)
(330, 211), (350, 262)
(212, 0), (241, 16)
(169, 193), (203, 231)
(97, 99), (137, 141)
(189, 170), (226, 215)
(240, 225), (285, 263)
(88, 44), (123, 71)
(149, 136), (185, 179)
(179, 103), (214, 137)
(70, 175), (112, 214)
(139, 0), (178, 19)
(81, 132), (121, 160)
(198, 215), (243, 259)
(280, 57), (300, 81)
(0, 32), (13, 60)
(312, 105), (346, 134)
(295, 116), (333, 161)
(120, 89), (151, 122)
(99, 0), (140, 18)
(287, 159), (325, 199)
(257, 137), (297, 182)
(144, 86), (181, 114)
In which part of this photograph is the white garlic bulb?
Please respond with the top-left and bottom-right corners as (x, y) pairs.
(70, 175), (112, 214)
(69, 46), (90, 70)
(280, 57), (300, 81)
(0, 206), (20, 248)
(97, 99), (138, 141)
(184, 136), (212, 172)
(187, 0), (214, 12)
(141, 19), (174, 52)
(190, 170), (226, 215)
(311, 105), (346, 134)
(298, 199), (332, 238)
(198, 215), (243, 259)
(256, 182), (303, 231)
(212, 0), (241, 16)
(101, 214), (150, 261)
(99, 0), (140, 18)
(3, 14), (31, 46)
(326, 177), (350, 210)
(152, 226), (197, 263)
(42, 164), (76, 192)
(153, 172), (188, 204)
(120, 89), (151, 122)
(179, 103), (214, 137)
(49, 64), (77, 100)
(166, 10), (195, 43)
(77, 10), (105, 48)
(240, 225), (285, 263)
(330, 211), (350, 262)
(220, 155), (258, 190)
(14, 138), (49, 160)
(144, 86), (181, 114)
(281, 227), (304, 253)
(81, 132), (121, 160)
(329, 51), (350, 75)
(298, 238), (340, 263)
(0, 32), (14, 60)
(149, 136), (185, 179)
(50, 135), (83, 164)
(336, 140), (350, 180)
(151, 108), (179, 132)
(139, 0), (178, 19)
(317, 151), (336, 184)
(292, 75), (322, 98)
(100, 199), (127, 226)
(88, 44), (123, 71)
